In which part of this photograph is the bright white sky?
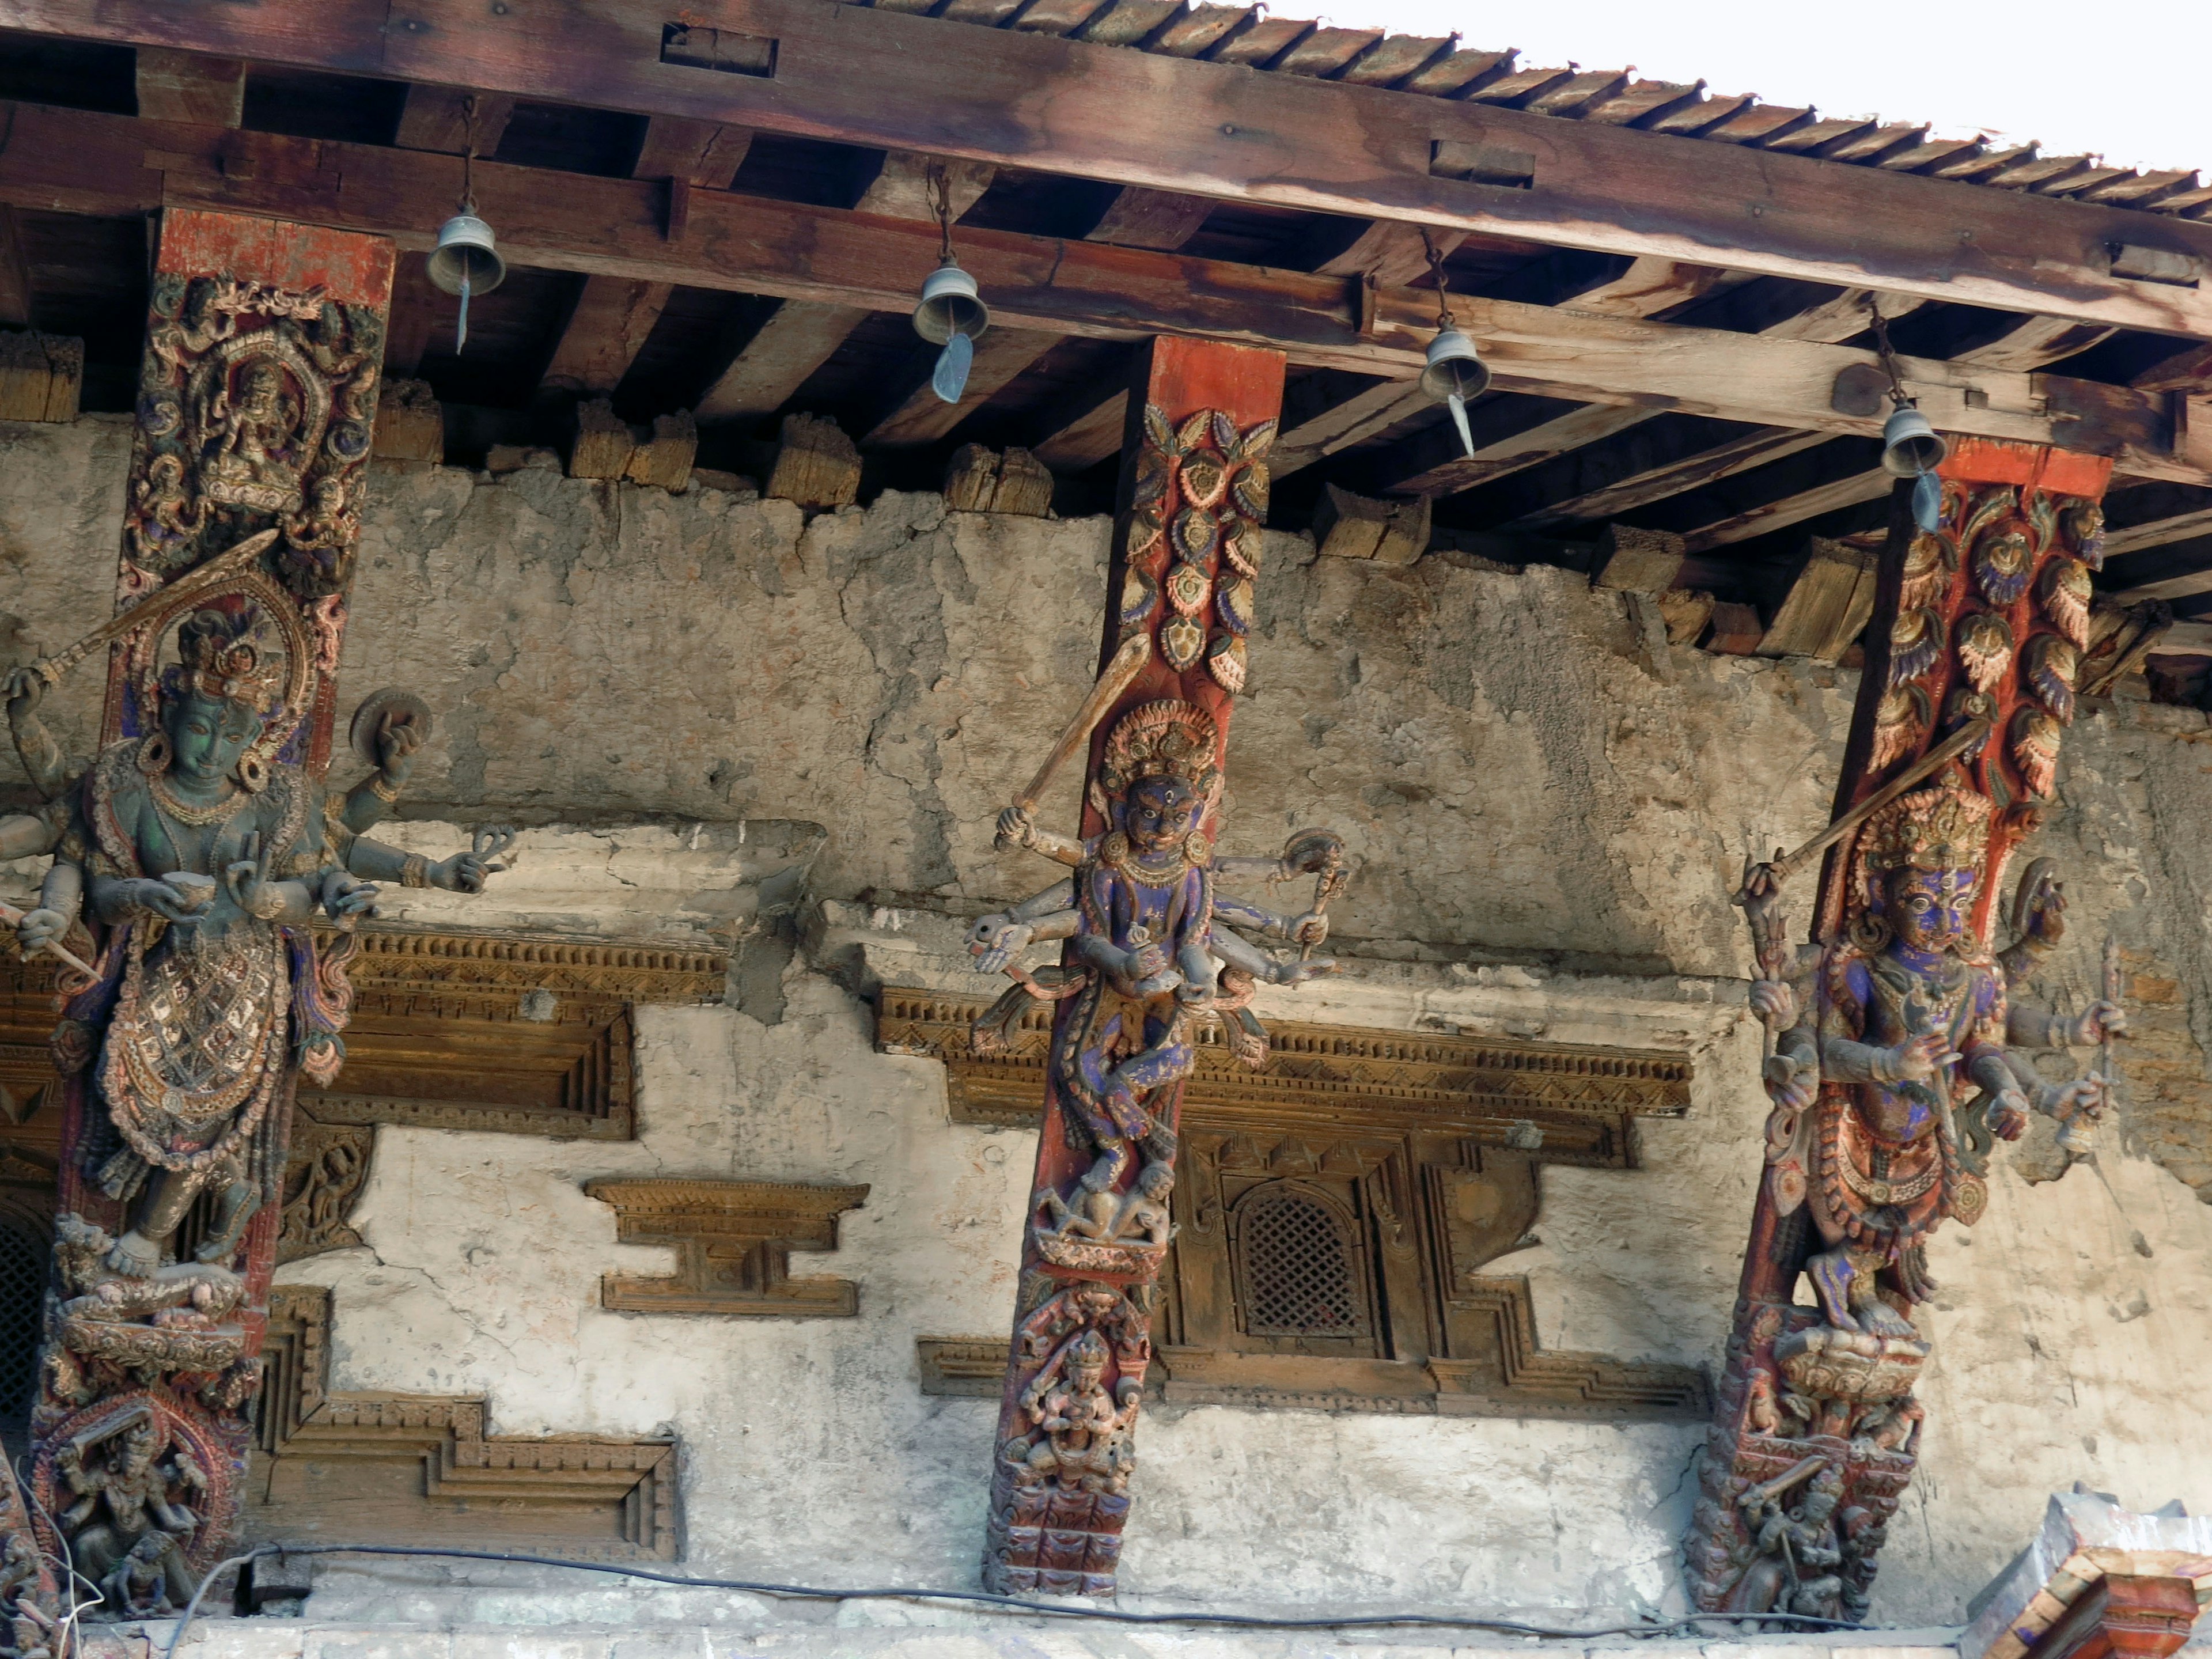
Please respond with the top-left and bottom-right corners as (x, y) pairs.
(1332, 0), (2212, 177)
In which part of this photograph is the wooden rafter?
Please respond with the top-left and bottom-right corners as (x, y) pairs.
(393, 87), (515, 156)
(132, 48), (246, 127)
(10, 0), (2210, 336)
(2103, 484), (2212, 556)
(694, 150), (993, 423)
(2106, 536), (2212, 605)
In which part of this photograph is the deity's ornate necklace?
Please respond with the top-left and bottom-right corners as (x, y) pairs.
(149, 774), (239, 827)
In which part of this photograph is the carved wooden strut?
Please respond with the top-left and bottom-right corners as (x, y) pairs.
(0, 210), (514, 1623)
(1685, 439), (2126, 1621)
(965, 336), (1361, 1596)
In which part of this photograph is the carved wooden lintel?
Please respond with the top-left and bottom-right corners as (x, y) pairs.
(0, 925), (728, 1143)
(877, 987), (1690, 1168)
(253, 1287), (680, 1560)
(1961, 1489), (2212, 1659)
(585, 1179), (870, 1317)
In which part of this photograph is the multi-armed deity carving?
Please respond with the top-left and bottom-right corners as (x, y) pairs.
(0, 213), (512, 1624)
(959, 347), (1342, 1596)
(1687, 449), (2124, 1622)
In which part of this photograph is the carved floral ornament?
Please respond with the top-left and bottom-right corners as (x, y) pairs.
(1123, 404), (1276, 691)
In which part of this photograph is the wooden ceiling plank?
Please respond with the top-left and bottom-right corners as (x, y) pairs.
(1565, 257), (1733, 318)
(134, 48), (247, 127)
(384, 251), (441, 377)
(861, 327), (1060, 448)
(2101, 484), (2212, 557)
(1274, 374), (1430, 478)
(1032, 385), (1130, 470)
(393, 86), (516, 155)
(10, 103), (2200, 479)
(7, 0), (2211, 338)
(2105, 533), (2212, 603)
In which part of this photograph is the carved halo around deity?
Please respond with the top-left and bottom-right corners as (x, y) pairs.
(31, 1391), (238, 1578)
(126, 563), (315, 782)
(188, 332), (334, 516)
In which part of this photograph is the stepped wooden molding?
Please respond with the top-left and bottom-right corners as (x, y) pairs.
(252, 1288), (680, 1560)
(332, 925), (728, 1002)
(585, 1179), (871, 1317)
(917, 1336), (1012, 1397)
(877, 986), (1690, 1168)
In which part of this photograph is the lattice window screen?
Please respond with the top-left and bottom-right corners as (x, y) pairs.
(0, 1219), (47, 1427)
(1234, 1184), (1366, 1338)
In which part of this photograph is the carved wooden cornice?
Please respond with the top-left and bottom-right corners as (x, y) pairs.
(584, 1179), (870, 1317)
(255, 1287), (679, 1559)
(878, 986), (1692, 1168)
(335, 926), (728, 1003)
(918, 1273), (1709, 1422)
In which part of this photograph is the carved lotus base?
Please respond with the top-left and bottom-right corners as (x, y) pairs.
(60, 1313), (247, 1373)
(1032, 1234), (1166, 1276)
(1775, 1324), (1927, 1404)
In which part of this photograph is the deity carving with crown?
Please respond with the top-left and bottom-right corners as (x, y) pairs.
(969, 698), (1342, 1231)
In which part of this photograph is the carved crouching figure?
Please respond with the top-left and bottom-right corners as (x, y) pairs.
(1726, 1460), (1848, 1619)
(55, 1414), (204, 1613)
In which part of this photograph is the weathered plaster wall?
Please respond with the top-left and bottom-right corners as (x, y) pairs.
(2, 422), (2210, 1633)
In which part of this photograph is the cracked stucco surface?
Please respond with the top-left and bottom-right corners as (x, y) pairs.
(1, 425), (2210, 1630)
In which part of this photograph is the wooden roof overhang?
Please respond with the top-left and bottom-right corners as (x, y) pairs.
(0, 0), (2209, 646)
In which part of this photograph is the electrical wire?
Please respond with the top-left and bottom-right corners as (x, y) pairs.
(158, 1541), (1869, 1659)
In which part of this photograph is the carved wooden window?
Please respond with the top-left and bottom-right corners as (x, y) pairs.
(1231, 1182), (1370, 1343)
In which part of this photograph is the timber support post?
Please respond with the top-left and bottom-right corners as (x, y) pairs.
(1685, 437), (2119, 1618)
(971, 336), (1291, 1596)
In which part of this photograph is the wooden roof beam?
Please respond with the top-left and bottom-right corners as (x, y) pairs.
(393, 87), (516, 156)
(134, 48), (245, 127)
(695, 149), (993, 423)
(5, 103), (2202, 480)
(9, 0), (2208, 338)
(0, 207), (31, 329)
(536, 118), (757, 403)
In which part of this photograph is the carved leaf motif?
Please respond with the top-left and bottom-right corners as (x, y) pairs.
(1215, 577), (1255, 637)
(1119, 566), (1160, 632)
(1869, 683), (1930, 771)
(1232, 461), (1271, 522)
(2025, 490), (2057, 555)
(1224, 521), (1264, 579)
(1972, 527), (2033, 608)
(1887, 607), (1943, 687)
(2025, 634), (2078, 725)
(1955, 611), (2014, 694)
(1165, 562), (1211, 618)
(1133, 446), (1171, 507)
(1144, 403), (1175, 455)
(1240, 418), (1278, 460)
(2061, 498), (2106, 569)
(1179, 454), (1228, 510)
(2012, 706), (2062, 798)
(1127, 507), (1165, 560)
(1176, 409), (1215, 452)
(1900, 531), (1952, 612)
(1161, 613), (1205, 669)
(1173, 506), (1219, 563)
(1206, 633), (1247, 694)
(1958, 485), (2017, 552)
(2038, 556), (2092, 648)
